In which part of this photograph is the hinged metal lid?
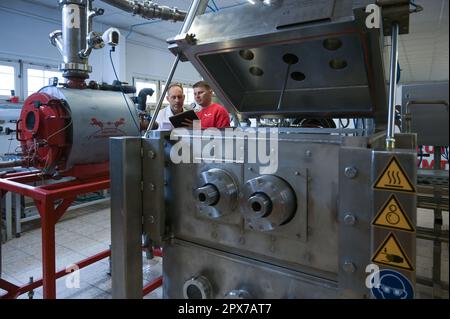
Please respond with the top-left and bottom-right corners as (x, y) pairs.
(174, 0), (388, 122)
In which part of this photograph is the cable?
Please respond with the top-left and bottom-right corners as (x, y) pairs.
(210, 0), (220, 11)
(409, 1), (424, 13)
(45, 103), (73, 143)
(125, 20), (160, 39)
(441, 147), (448, 161)
(109, 48), (141, 134)
(221, 2), (249, 10)
(417, 145), (423, 168)
(207, 4), (215, 12)
(339, 118), (349, 128)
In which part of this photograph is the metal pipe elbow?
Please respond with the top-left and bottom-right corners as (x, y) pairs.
(49, 30), (64, 55)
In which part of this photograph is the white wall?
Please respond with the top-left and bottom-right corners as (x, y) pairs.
(0, 0), (116, 84)
(125, 41), (201, 84)
(0, 1), (61, 65)
(0, 0), (200, 96)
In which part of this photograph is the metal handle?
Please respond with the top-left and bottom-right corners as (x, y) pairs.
(386, 23), (399, 150)
(15, 119), (25, 142)
(145, 0), (209, 137)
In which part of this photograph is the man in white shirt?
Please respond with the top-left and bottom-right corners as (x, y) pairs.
(154, 83), (185, 130)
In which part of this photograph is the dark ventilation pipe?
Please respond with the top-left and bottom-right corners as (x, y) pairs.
(88, 80), (136, 94)
(137, 88), (155, 111)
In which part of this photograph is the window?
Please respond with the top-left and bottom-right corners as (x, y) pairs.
(0, 65), (15, 97)
(26, 68), (63, 97)
(160, 83), (169, 106)
(132, 77), (197, 110)
(163, 83), (195, 107)
(184, 87), (195, 106)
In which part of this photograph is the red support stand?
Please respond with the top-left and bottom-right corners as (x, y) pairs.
(1, 171), (164, 299)
(0, 171), (110, 299)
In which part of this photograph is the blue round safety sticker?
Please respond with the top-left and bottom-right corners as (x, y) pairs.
(370, 269), (414, 299)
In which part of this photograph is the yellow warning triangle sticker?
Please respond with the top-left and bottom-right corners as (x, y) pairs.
(373, 195), (415, 232)
(374, 157), (416, 193)
(372, 233), (414, 271)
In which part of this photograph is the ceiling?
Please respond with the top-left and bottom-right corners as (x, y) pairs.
(395, 0), (448, 83)
(23, 0), (450, 83)
(25, 0), (248, 41)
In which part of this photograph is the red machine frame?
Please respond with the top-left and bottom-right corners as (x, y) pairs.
(0, 171), (162, 299)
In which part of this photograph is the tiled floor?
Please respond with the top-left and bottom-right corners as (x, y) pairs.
(0, 203), (448, 299)
(0, 202), (162, 299)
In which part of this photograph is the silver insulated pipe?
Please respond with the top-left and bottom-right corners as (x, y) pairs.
(100, 0), (187, 22)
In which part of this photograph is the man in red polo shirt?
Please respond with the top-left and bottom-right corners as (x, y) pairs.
(193, 81), (230, 128)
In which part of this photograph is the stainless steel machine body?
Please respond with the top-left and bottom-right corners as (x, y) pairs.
(401, 82), (449, 147)
(401, 81), (449, 297)
(110, 0), (418, 299)
(111, 130), (417, 299)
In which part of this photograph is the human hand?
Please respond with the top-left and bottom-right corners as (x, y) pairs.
(182, 118), (194, 128)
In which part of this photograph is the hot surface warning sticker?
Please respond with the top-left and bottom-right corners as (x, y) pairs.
(374, 157), (416, 193)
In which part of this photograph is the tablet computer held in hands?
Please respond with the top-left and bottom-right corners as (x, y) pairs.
(169, 110), (199, 128)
